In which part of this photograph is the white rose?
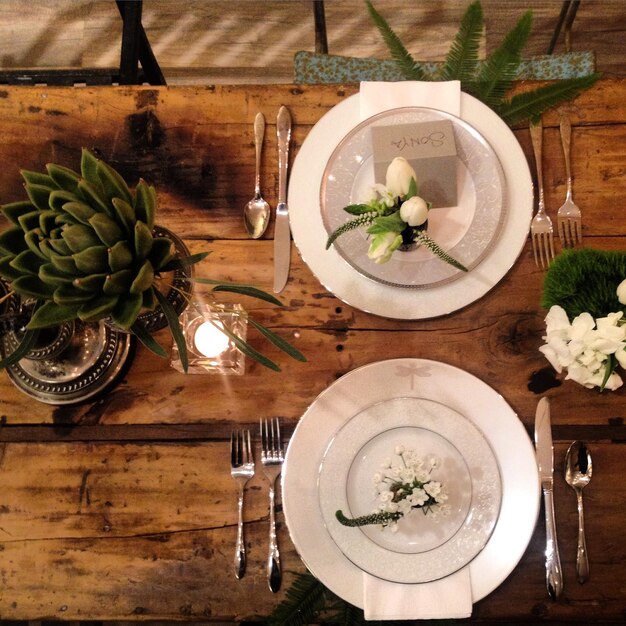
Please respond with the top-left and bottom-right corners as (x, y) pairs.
(385, 157), (417, 198)
(367, 231), (403, 264)
(617, 278), (626, 304)
(399, 196), (429, 226)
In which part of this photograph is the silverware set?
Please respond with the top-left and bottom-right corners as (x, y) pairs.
(529, 114), (582, 269)
(242, 107), (293, 293)
(534, 397), (593, 599)
(229, 417), (284, 592)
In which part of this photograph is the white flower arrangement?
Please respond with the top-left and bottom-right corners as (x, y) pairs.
(325, 157), (467, 271)
(335, 444), (450, 531)
(540, 301), (626, 391)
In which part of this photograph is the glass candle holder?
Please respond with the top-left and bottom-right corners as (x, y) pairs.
(171, 303), (247, 375)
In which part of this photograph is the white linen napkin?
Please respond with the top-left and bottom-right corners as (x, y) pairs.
(363, 568), (472, 621)
(358, 81), (471, 620)
(359, 80), (461, 120)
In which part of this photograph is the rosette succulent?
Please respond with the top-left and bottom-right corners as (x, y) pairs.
(0, 149), (172, 332)
(0, 149), (306, 373)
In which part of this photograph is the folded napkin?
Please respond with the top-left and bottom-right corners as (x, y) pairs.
(363, 567), (473, 621)
(359, 80), (461, 120)
(358, 80), (471, 621)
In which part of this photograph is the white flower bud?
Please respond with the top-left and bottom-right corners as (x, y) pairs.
(385, 157), (417, 198)
(399, 196), (429, 226)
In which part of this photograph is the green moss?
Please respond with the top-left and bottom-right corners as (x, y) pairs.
(541, 248), (626, 319)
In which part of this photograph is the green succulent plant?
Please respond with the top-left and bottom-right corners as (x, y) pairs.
(0, 149), (305, 372)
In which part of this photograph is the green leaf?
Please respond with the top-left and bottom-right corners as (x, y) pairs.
(111, 292), (143, 329)
(72, 273), (107, 292)
(103, 269), (133, 295)
(366, 211), (405, 235)
(77, 178), (113, 217)
(248, 318), (306, 362)
(130, 318), (168, 358)
(405, 177), (418, 200)
(495, 73), (601, 125)
(365, 1), (425, 80)
(24, 230), (48, 260)
(108, 240), (133, 272)
(0, 254), (22, 280)
(134, 220), (153, 260)
(27, 301), (81, 328)
(38, 210), (58, 235)
(97, 159), (133, 205)
(50, 190), (81, 213)
(11, 249), (43, 275)
(111, 197), (136, 235)
(0, 326), (40, 369)
(77, 293), (119, 322)
(89, 213), (123, 247)
(53, 286), (95, 305)
(600, 353), (617, 391)
(1, 201), (37, 226)
(154, 288), (188, 372)
(24, 183), (54, 211)
(218, 321), (281, 371)
(472, 10), (532, 106)
(159, 251), (208, 272)
(21, 169), (56, 188)
(415, 230), (468, 271)
(437, 0), (483, 81)
(50, 253), (78, 274)
(197, 280), (283, 306)
(61, 224), (101, 253)
(342, 203), (378, 215)
(17, 210), (41, 233)
(46, 163), (81, 192)
(39, 263), (74, 287)
(134, 178), (156, 229)
(73, 245), (109, 274)
(80, 148), (101, 187)
(148, 236), (173, 270)
(0, 226), (27, 256)
(61, 200), (97, 225)
(129, 259), (154, 294)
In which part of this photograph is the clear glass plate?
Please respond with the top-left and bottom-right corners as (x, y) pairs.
(320, 107), (507, 289)
(318, 396), (502, 584)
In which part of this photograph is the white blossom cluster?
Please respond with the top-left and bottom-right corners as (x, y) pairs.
(372, 444), (450, 532)
(539, 304), (626, 390)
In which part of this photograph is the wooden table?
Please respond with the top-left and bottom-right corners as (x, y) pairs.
(0, 81), (625, 623)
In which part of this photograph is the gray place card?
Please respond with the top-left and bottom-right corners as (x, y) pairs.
(371, 120), (458, 208)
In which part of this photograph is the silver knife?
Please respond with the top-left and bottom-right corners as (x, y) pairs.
(535, 396), (563, 599)
(273, 106), (292, 293)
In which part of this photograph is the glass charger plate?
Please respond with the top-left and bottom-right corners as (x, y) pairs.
(289, 93), (533, 319)
(321, 108), (506, 288)
(282, 358), (540, 607)
(319, 397), (501, 584)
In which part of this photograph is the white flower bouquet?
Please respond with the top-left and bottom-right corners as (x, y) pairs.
(540, 248), (626, 391)
(325, 157), (467, 271)
(335, 445), (450, 532)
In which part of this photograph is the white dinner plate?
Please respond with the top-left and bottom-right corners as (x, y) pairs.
(318, 397), (502, 584)
(282, 358), (540, 607)
(321, 107), (506, 288)
(289, 93), (533, 319)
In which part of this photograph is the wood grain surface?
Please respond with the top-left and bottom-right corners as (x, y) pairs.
(0, 81), (625, 622)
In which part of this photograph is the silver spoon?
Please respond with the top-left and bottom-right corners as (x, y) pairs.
(244, 112), (270, 239)
(564, 440), (592, 583)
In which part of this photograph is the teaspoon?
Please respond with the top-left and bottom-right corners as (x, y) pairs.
(564, 440), (592, 583)
(243, 112), (270, 239)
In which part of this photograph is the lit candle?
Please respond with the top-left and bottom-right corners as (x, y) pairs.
(194, 320), (230, 358)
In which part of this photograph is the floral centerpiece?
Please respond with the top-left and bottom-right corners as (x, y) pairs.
(336, 445), (450, 532)
(540, 248), (626, 390)
(326, 157), (467, 271)
(0, 149), (305, 373)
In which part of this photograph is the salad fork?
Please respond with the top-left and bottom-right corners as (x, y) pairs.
(557, 115), (582, 246)
(529, 119), (555, 268)
(260, 417), (284, 592)
(230, 429), (255, 580)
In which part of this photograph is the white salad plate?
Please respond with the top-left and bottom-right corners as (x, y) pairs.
(289, 93), (533, 319)
(321, 107), (506, 289)
(318, 396), (502, 584)
(282, 358), (540, 608)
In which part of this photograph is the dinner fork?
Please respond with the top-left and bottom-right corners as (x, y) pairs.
(260, 417), (284, 592)
(529, 119), (555, 269)
(557, 115), (582, 247)
(230, 429), (255, 580)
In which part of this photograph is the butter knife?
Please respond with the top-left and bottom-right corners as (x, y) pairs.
(273, 106), (292, 293)
(535, 396), (563, 599)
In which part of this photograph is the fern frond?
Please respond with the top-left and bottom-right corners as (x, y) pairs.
(326, 213), (377, 249)
(416, 231), (468, 272)
(437, 0), (483, 81)
(336, 509), (401, 527)
(472, 10), (532, 106)
(495, 73), (601, 125)
(268, 572), (327, 626)
(366, 0), (425, 80)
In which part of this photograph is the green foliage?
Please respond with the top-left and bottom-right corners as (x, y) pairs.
(336, 509), (401, 527)
(367, 0), (600, 126)
(416, 230), (468, 272)
(325, 213), (377, 249)
(268, 572), (328, 626)
(541, 247), (626, 319)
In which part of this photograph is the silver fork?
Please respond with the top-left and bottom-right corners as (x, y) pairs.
(557, 114), (582, 246)
(230, 429), (255, 580)
(529, 119), (555, 268)
(260, 417), (284, 592)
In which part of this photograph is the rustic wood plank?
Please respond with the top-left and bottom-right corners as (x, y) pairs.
(0, 441), (623, 621)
